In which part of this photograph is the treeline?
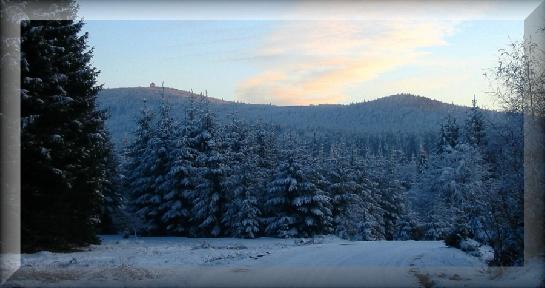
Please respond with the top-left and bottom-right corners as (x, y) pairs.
(112, 93), (523, 265)
(116, 96), (409, 240)
(98, 87), (475, 151)
(410, 103), (524, 266)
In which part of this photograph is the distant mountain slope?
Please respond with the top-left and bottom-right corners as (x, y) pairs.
(97, 87), (498, 148)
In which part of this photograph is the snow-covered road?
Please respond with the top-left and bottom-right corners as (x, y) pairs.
(4, 235), (542, 287)
(241, 240), (482, 267)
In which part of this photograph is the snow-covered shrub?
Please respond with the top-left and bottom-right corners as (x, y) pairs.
(460, 239), (479, 252)
(460, 239), (482, 258)
(444, 233), (463, 249)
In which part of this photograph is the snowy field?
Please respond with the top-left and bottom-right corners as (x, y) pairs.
(4, 235), (543, 287)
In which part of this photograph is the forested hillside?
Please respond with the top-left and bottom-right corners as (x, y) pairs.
(105, 91), (523, 266)
(98, 87), (504, 160)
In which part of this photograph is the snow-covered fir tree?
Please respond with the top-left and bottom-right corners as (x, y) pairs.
(416, 144), (428, 176)
(97, 135), (124, 234)
(124, 105), (161, 234)
(162, 100), (197, 235)
(442, 144), (490, 240)
(266, 141), (332, 238)
(133, 101), (179, 235)
(355, 154), (387, 240)
(377, 150), (408, 240)
(437, 114), (460, 154)
(395, 210), (421, 240)
(236, 191), (261, 238)
(150, 101), (185, 235)
(413, 139), (490, 240)
(21, 17), (113, 251)
(189, 97), (229, 237)
(250, 121), (279, 228)
(464, 96), (488, 150)
(321, 142), (358, 239)
(220, 115), (246, 234)
(221, 117), (262, 238)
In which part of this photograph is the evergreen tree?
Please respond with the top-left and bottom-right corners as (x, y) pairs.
(21, 18), (112, 251)
(413, 144), (489, 240)
(150, 101), (180, 234)
(464, 96), (488, 150)
(416, 144), (428, 175)
(326, 142), (383, 241)
(190, 99), (228, 237)
(97, 136), (124, 234)
(266, 142), (332, 238)
(378, 150), (408, 240)
(236, 189), (261, 238)
(321, 142), (358, 239)
(124, 105), (161, 234)
(395, 211), (421, 240)
(163, 105), (195, 235)
(356, 154), (386, 240)
(437, 114), (460, 153)
(251, 121), (279, 233)
(222, 117), (261, 238)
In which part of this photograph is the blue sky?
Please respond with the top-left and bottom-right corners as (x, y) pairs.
(86, 21), (271, 101)
(82, 1), (540, 108)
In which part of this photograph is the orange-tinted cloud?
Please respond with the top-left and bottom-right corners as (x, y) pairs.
(236, 20), (458, 105)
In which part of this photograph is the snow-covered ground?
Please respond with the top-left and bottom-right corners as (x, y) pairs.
(4, 235), (543, 287)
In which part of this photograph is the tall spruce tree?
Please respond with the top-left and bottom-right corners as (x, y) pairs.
(356, 154), (386, 240)
(252, 121), (279, 225)
(190, 98), (229, 237)
(464, 96), (487, 150)
(124, 105), (160, 234)
(222, 117), (262, 238)
(21, 18), (111, 251)
(322, 142), (358, 239)
(266, 142), (332, 238)
(437, 114), (460, 154)
(413, 143), (489, 240)
(97, 135), (124, 234)
(378, 150), (408, 240)
(148, 101), (178, 234)
(163, 104), (195, 235)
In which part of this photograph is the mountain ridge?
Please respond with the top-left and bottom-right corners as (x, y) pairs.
(97, 86), (499, 149)
(100, 86), (475, 109)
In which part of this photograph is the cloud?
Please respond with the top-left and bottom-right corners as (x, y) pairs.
(235, 20), (459, 105)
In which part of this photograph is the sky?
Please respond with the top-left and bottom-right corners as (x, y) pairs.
(80, 1), (542, 108)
